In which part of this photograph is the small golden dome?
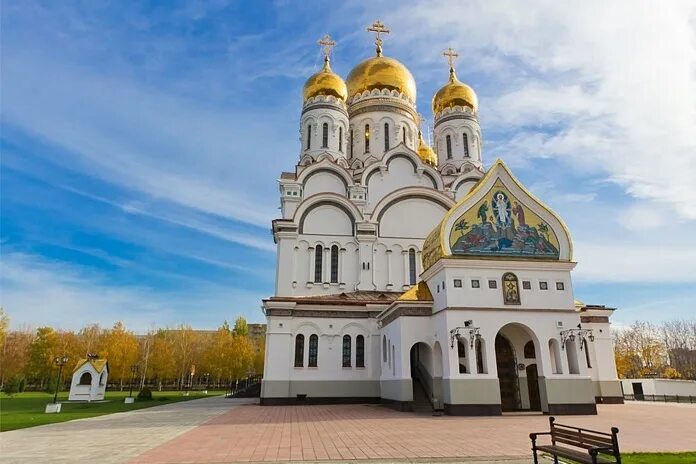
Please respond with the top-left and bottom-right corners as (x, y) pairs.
(432, 67), (478, 114)
(303, 58), (347, 102)
(417, 132), (438, 167)
(346, 54), (416, 102)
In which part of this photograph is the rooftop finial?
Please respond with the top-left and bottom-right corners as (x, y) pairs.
(318, 34), (336, 68)
(443, 47), (459, 79)
(367, 20), (390, 57)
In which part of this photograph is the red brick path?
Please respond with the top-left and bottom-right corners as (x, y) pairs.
(130, 402), (696, 463)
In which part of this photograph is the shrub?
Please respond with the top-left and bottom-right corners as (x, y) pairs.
(137, 387), (153, 400)
(3, 376), (24, 395)
(157, 396), (169, 401)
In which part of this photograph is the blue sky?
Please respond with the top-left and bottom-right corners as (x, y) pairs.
(2, 1), (695, 331)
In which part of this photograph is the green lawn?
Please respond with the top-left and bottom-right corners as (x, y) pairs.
(621, 452), (696, 463)
(0, 390), (224, 432)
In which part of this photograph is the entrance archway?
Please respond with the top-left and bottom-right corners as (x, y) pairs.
(409, 342), (443, 412)
(495, 334), (520, 411)
(495, 323), (544, 412)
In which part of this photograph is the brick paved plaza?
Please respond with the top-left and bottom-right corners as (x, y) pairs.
(2, 397), (695, 463)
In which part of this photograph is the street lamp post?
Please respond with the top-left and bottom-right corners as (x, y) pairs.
(53, 355), (69, 404)
(204, 373), (210, 393)
(128, 364), (139, 398)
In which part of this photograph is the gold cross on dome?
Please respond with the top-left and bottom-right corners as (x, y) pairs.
(318, 34), (336, 60)
(367, 20), (390, 55)
(443, 47), (459, 69)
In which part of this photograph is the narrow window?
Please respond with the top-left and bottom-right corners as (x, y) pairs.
(314, 245), (323, 283)
(342, 335), (351, 367)
(339, 127), (343, 152)
(408, 249), (417, 285)
(308, 334), (318, 367)
(306, 125), (312, 150)
(475, 338), (486, 374)
(392, 345), (395, 375)
(382, 336), (387, 363)
(446, 134), (452, 159)
(356, 335), (365, 367)
(364, 124), (370, 153)
(457, 340), (467, 373)
(463, 133), (470, 157)
(294, 334), (304, 367)
(321, 122), (328, 148)
(349, 129), (353, 158)
(330, 245), (339, 283)
(384, 123), (390, 151)
(402, 127), (406, 144)
(524, 341), (536, 358)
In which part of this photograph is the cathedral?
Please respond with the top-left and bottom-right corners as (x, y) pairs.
(260, 21), (623, 415)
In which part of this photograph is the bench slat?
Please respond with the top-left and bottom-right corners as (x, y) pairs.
(536, 445), (613, 464)
(553, 422), (615, 437)
(553, 426), (614, 443)
(552, 429), (614, 448)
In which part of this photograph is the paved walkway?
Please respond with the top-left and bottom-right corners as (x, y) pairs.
(131, 401), (696, 463)
(2, 398), (695, 463)
(0, 396), (252, 464)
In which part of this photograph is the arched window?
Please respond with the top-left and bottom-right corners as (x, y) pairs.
(306, 125), (312, 150)
(549, 339), (563, 374)
(463, 133), (470, 157)
(566, 338), (580, 374)
(402, 126), (406, 144)
(384, 123), (390, 151)
(314, 245), (323, 283)
(342, 335), (351, 367)
(583, 339), (592, 368)
(382, 336), (387, 363)
(524, 341), (536, 359)
(330, 245), (339, 283)
(308, 334), (318, 367)
(475, 338), (487, 374)
(339, 127), (343, 152)
(364, 124), (370, 153)
(457, 339), (467, 373)
(408, 249), (417, 285)
(349, 129), (353, 158)
(356, 335), (365, 367)
(321, 122), (329, 148)
(99, 372), (106, 385)
(294, 334), (304, 367)
(79, 372), (92, 385)
(446, 134), (452, 159)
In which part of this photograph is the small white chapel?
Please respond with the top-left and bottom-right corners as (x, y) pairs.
(261, 21), (623, 415)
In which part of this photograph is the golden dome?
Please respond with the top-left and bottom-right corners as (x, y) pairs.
(346, 54), (416, 102)
(432, 67), (478, 114)
(417, 132), (437, 167)
(303, 58), (347, 102)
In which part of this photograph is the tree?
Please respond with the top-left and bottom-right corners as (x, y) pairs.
(26, 327), (59, 388)
(233, 317), (249, 337)
(0, 329), (32, 388)
(99, 322), (139, 390)
(454, 219), (469, 237)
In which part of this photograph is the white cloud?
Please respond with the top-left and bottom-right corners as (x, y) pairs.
(371, 0), (696, 219)
(0, 252), (266, 332)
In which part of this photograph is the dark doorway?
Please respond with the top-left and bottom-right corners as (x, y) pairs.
(495, 334), (520, 411)
(632, 382), (644, 400)
(526, 363), (541, 411)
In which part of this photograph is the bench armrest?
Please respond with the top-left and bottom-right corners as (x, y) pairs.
(589, 445), (615, 455)
(529, 432), (551, 440)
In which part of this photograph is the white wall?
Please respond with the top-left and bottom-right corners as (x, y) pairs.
(621, 378), (696, 396)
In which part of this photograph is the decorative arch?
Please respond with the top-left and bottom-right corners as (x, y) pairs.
(372, 187), (454, 224)
(79, 372), (92, 385)
(361, 149), (445, 191)
(297, 158), (354, 190)
(294, 193), (363, 234)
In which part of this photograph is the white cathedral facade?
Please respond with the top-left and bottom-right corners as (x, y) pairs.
(261, 23), (623, 415)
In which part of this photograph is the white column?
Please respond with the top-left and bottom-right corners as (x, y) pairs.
(339, 247), (346, 285)
(416, 250), (422, 279)
(291, 246), (298, 287)
(323, 246), (330, 284)
(308, 246), (314, 284)
(402, 250), (409, 288)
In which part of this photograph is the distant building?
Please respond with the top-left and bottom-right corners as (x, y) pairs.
(622, 378), (696, 398)
(69, 357), (108, 401)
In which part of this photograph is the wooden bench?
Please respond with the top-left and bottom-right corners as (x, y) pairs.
(530, 417), (621, 464)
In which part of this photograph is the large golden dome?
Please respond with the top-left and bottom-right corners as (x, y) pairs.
(303, 58), (347, 102)
(346, 54), (416, 102)
(417, 132), (437, 167)
(432, 68), (478, 114)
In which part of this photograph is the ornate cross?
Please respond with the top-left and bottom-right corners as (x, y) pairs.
(367, 20), (390, 55)
(317, 34), (336, 60)
(443, 47), (459, 69)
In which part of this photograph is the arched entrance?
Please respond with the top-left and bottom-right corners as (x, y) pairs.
(495, 323), (543, 412)
(495, 334), (520, 411)
(409, 342), (443, 412)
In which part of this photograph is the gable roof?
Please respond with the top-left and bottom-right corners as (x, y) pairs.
(422, 159), (573, 270)
(266, 290), (403, 306)
(398, 281), (434, 302)
(73, 358), (108, 374)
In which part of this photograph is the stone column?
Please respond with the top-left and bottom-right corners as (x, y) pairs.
(307, 246), (315, 284)
(402, 250), (409, 288)
(339, 247), (346, 285)
(386, 249), (393, 289)
(323, 246), (330, 284)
